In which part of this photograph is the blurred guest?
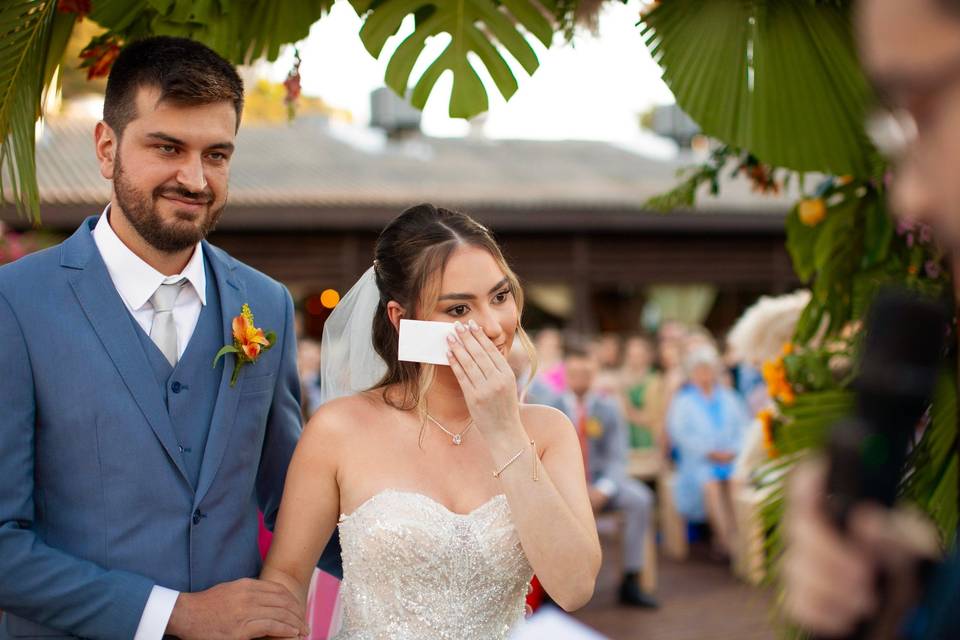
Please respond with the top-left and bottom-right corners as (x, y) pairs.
(725, 291), (811, 485)
(726, 290), (811, 415)
(297, 337), (323, 418)
(667, 346), (750, 559)
(620, 334), (664, 449)
(508, 340), (556, 406)
(591, 332), (624, 397)
(656, 326), (687, 452)
(554, 348), (659, 608)
(533, 327), (567, 395)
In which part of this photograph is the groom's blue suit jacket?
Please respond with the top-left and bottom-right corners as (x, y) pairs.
(0, 217), (340, 639)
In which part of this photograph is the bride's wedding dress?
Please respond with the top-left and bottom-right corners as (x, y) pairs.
(333, 489), (534, 639)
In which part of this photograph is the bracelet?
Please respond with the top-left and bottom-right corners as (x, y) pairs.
(493, 440), (540, 481)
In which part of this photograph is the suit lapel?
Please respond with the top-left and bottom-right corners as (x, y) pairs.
(194, 243), (247, 504)
(64, 220), (192, 487)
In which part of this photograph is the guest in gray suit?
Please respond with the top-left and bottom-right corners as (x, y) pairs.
(553, 347), (659, 608)
(0, 37), (337, 639)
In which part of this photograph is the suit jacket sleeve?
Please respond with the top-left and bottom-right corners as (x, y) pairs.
(596, 398), (630, 490)
(0, 290), (155, 639)
(255, 286), (342, 579)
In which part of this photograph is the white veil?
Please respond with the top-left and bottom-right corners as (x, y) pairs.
(319, 266), (388, 403)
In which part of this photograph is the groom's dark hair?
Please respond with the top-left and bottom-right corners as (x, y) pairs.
(103, 36), (244, 136)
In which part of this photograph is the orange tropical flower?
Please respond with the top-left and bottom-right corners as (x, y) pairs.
(762, 357), (796, 406)
(233, 305), (271, 359)
(757, 409), (779, 458)
(214, 304), (276, 386)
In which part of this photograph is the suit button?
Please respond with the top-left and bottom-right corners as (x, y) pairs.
(192, 509), (202, 525)
(171, 381), (182, 394)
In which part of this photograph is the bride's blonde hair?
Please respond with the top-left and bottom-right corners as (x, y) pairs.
(370, 203), (536, 418)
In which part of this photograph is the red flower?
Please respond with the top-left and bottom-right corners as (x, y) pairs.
(57, 0), (91, 16)
(80, 37), (122, 80)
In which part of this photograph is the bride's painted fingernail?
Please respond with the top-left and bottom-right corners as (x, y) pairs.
(447, 334), (456, 344)
(468, 319), (479, 331)
(455, 321), (466, 333)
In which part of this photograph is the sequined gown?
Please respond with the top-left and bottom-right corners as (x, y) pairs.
(334, 490), (534, 639)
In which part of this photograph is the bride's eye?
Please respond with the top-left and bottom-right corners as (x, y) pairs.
(492, 289), (512, 304)
(447, 304), (469, 317)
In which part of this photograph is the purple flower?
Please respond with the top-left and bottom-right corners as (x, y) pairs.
(919, 225), (933, 244)
(906, 233), (915, 248)
(925, 260), (942, 279)
(896, 220), (914, 236)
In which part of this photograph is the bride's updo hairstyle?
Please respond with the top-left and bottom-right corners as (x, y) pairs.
(371, 203), (535, 411)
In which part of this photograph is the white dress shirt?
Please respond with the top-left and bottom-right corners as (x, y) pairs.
(92, 205), (207, 639)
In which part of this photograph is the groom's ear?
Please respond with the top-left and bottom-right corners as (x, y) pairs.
(386, 301), (405, 332)
(94, 121), (118, 180)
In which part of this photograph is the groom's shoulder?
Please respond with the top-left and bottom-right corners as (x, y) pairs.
(0, 242), (66, 297)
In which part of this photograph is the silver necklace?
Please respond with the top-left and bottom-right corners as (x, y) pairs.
(426, 413), (475, 446)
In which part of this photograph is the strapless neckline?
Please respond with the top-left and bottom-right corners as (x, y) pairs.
(340, 489), (507, 522)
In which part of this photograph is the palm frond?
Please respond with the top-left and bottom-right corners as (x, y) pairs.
(352, 0), (555, 119)
(0, 1), (72, 223)
(641, 0), (877, 177)
(903, 367), (959, 542)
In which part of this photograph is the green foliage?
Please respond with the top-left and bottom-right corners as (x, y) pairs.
(1, 0), (567, 221)
(88, 0), (333, 65)
(644, 144), (793, 212)
(351, 0), (554, 118)
(903, 368), (960, 542)
(0, 1), (74, 224)
(641, 0), (879, 176)
(788, 179), (949, 343)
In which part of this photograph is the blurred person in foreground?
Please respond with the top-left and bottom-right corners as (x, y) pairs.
(553, 347), (659, 608)
(783, 0), (960, 637)
(667, 346), (750, 560)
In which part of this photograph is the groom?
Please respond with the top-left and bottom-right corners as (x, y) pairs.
(0, 37), (339, 639)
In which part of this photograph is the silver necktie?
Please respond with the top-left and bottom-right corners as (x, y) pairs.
(149, 279), (186, 367)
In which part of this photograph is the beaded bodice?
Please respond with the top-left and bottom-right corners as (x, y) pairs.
(334, 490), (533, 640)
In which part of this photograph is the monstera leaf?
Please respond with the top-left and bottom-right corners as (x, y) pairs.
(0, 1), (74, 223)
(352, 0), (556, 118)
(641, 0), (878, 177)
(89, 0), (333, 64)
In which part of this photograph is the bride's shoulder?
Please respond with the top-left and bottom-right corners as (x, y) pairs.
(302, 391), (384, 444)
(519, 403), (574, 443)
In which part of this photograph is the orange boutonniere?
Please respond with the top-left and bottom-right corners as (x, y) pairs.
(213, 304), (276, 386)
(585, 417), (604, 439)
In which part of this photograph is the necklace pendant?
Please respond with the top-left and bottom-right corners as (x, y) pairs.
(452, 434), (462, 446)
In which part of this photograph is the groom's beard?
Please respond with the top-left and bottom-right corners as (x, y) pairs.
(113, 152), (225, 253)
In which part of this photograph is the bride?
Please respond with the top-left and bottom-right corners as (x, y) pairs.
(261, 203), (601, 639)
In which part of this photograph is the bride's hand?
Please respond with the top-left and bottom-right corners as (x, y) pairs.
(447, 320), (523, 438)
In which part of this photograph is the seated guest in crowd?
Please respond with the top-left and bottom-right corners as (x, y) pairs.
(507, 341), (557, 406)
(620, 334), (664, 450)
(591, 332), (624, 397)
(297, 337), (323, 418)
(554, 347), (659, 608)
(667, 346), (749, 560)
(533, 327), (567, 395)
(656, 326), (687, 426)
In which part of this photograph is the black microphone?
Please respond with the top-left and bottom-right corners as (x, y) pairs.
(821, 289), (948, 640)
